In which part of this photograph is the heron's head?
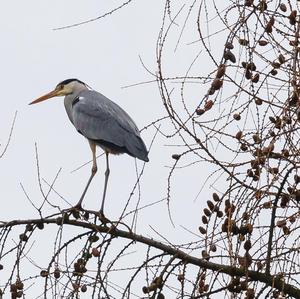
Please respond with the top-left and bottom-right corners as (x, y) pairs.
(29, 79), (87, 105)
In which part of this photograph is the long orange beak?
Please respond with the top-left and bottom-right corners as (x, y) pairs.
(29, 88), (61, 105)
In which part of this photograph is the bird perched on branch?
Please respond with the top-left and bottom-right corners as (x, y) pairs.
(30, 79), (149, 217)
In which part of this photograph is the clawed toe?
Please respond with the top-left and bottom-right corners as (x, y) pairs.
(98, 210), (110, 224)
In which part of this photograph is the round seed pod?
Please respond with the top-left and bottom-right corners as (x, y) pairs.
(225, 42), (234, 49)
(239, 38), (249, 46)
(282, 149), (289, 157)
(224, 50), (236, 63)
(250, 159), (259, 169)
(246, 62), (256, 70)
(276, 220), (286, 228)
(40, 270), (49, 277)
(289, 10), (297, 25)
(19, 233), (28, 242)
(245, 252), (253, 267)
(92, 247), (100, 257)
(225, 199), (231, 207)
(221, 223), (228, 232)
(204, 100), (213, 111)
(26, 224), (34, 231)
(235, 131), (243, 140)
(279, 3), (287, 12)
(211, 78), (223, 90)
(252, 134), (261, 144)
(216, 64), (226, 78)
(270, 69), (278, 76)
(37, 222), (44, 230)
(269, 116), (276, 123)
(207, 200), (215, 211)
(15, 280), (24, 290)
(240, 143), (248, 151)
(202, 215), (208, 224)
(54, 268), (60, 279)
(294, 175), (300, 184)
(255, 98), (262, 105)
(263, 201), (272, 208)
(280, 194), (289, 208)
(210, 244), (217, 252)
(294, 190), (300, 202)
(244, 0), (254, 6)
(204, 208), (211, 217)
(81, 285), (87, 293)
(244, 240), (252, 251)
(196, 108), (205, 115)
(233, 113), (241, 120)
(199, 226), (207, 234)
(272, 61), (281, 69)
(252, 73), (259, 83)
(240, 226), (248, 236)
(208, 86), (216, 95)
(278, 54), (285, 64)
(283, 226), (290, 235)
(247, 169), (254, 177)
(10, 284), (17, 293)
(245, 69), (252, 80)
(89, 235), (99, 243)
(217, 210), (223, 218)
(259, 0), (267, 11)
(231, 224), (240, 235)
(258, 40), (268, 46)
(265, 21), (273, 33)
(212, 192), (220, 202)
(242, 212), (250, 221)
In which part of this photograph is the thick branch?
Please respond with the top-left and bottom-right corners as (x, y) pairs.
(2, 217), (300, 298)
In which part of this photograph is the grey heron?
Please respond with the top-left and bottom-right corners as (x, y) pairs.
(29, 79), (149, 217)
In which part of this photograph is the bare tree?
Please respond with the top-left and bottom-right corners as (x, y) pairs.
(2, 0), (300, 298)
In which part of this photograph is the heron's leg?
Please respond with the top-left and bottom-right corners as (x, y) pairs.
(99, 152), (110, 215)
(74, 141), (98, 209)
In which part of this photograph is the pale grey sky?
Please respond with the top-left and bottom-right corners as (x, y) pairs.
(0, 1), (220, 297)
(1, 0), (212, 230)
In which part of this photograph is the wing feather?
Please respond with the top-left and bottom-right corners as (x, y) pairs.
(71, 90), (148, 161)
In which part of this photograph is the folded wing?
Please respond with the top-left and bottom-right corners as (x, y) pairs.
(71, 90), (149, 162)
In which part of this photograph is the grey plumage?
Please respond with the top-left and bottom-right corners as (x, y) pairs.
(66, 90), (149, 162)
(30, 79), (149, 215)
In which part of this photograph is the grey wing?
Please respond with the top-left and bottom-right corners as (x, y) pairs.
(71, 90), (149, 162)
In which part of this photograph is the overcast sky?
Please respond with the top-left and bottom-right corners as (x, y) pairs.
(0, 0), (212, 232)
(0, 1), (229, 297)
(0, 0), (225, 284)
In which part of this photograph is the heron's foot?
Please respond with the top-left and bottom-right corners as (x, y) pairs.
(61, 204), (84, 220)
(98, 210), (110, 224)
